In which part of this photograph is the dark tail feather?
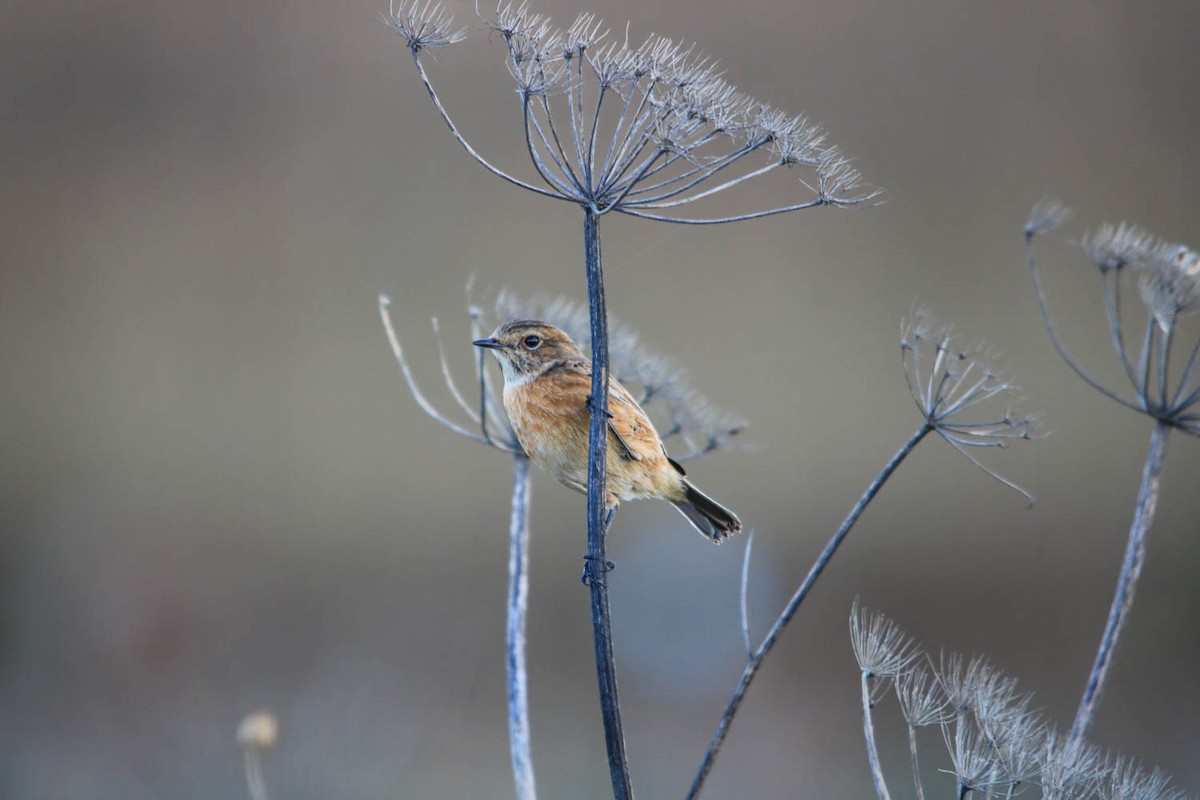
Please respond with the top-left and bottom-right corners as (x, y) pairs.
(671, 480), (742, 543)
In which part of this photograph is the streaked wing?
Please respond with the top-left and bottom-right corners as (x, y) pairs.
(607, 378), (668, 464)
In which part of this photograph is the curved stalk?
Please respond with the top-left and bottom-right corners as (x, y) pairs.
(686, 424), (932, 799)
(1024, 232), (1142, 412)
(411, 52), (568, 202)
(862, 673), (893, 800)
(1069, 420), (1171, 746)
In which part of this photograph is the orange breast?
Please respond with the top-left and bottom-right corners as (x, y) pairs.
(504, 371), (684, 504)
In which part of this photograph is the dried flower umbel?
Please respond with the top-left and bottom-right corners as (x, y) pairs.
(1025, 202), (1197, 747)
(386, 0), (877, 223)
(386, 3), (876, 793)
(1027, 201), (1200, 429)
(848, 609), (1187, 800)
(902, 309), (1039, 502)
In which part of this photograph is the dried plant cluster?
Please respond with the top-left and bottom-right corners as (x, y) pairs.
(1026, 201), (1200, 433)
(385, 0), (878, 223)
(902, 309), (1039, 501)
(379, 7), (878, 786)
(373, 2), (1192, 798)
(851, 605), (1188, 800)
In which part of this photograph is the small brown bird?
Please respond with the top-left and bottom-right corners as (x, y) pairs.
(474, 320), (741, 542)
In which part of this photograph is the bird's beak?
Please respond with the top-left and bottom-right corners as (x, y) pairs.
(473, 337), (502, 349)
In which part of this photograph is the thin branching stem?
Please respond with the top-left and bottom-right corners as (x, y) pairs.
(410, 53), (567, 202)
(467, 298), (516, 446)
(633, 160), (779, 209)
(586, 84), (607, 186)
(862, 673), (894, 800)
(1170, 339), (1200, 412)
(564, 56), (589, 183)
(686, 424), (932, 800)
(939, 435), (1035, 505)
(1101, 273), (1140, 390)
(522, 100), (584, 196)
(602, 105), (671, 192)
(479, 340), (503, 448)
(619, 198), (826, 225)
(739, 530), (755, 659)
(625, 141), (764, 204)
(507, 455), (537, 800)
(599, 77), (658, 189)
(597, 77), (641, 185)
(534, 92), (588, 192)
(1069, 420), (1171, 746)
(622, 128), (728, 189)
(1156, 324), (1175, 410)
(599, 149), (666, 213)
(1136, 319), (1155, 409)
(431, 316), (483, 423)
(1024, 233), (1142, 412)
(379, 295), (489, 444)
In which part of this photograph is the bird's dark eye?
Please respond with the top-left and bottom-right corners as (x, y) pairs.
(523, 334), (542, 350)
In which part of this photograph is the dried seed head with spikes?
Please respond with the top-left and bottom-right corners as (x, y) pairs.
(850, 601), (919, 681)
(392, 0), (880, 223)
(385, 0), (467, 52)
(847, 608), (1188, 800)
(1025, 201), (1200, 435)
(901, 308), (1039, 501)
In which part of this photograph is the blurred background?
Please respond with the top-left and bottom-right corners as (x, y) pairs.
(3, 1), (1199, 797)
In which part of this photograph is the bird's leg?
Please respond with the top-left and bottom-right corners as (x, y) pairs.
(581, 506), (619, 586)
(586, 395), (615, 418)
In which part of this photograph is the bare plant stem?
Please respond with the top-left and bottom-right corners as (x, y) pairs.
(907, 725), (926, 800)
(507, 454), (536, 800)
(861, 673), (893, 800)
(242, 750), (269, 800)
(582, 207), (633, 799)
(1069, 419), (1171, 746)
(687, 424), (932, 799)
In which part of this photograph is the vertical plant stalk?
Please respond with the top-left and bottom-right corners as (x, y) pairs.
(687, 424), (932, 799)
(1069, 420), (1170, 746)
(906, 725), (926, 800)
(507, 454), (536, 800)
(582, 208), (633, 799)
(242, 750), (269, 800)
(861, 674), (893, 800)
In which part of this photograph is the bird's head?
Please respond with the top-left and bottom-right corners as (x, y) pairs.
(473, 320), (585, 384)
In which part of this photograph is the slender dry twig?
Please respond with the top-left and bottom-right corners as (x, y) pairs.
(687, 311), (1035, 799)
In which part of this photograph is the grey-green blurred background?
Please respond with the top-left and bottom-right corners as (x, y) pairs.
(3, 1), (1198, 797)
